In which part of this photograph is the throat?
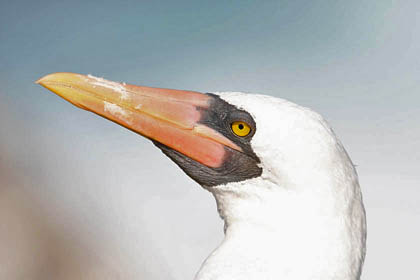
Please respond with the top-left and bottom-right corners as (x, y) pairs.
(195, 178), (365, 280)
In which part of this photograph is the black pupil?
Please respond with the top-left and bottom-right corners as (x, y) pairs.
(238, 123), (244, 130)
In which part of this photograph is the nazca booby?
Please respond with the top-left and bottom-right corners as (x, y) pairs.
(37, 73), (366, 280)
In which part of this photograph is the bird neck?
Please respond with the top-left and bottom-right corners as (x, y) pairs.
(195, 177), (366, 280)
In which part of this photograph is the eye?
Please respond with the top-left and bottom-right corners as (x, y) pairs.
(231, 121), (251, 137)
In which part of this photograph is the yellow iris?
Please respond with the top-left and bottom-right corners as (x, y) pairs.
(231, 121), (251, 137)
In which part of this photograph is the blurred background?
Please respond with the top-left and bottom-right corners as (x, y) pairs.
(0, 0), (419, 279)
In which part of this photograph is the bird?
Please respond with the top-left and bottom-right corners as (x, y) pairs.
(37, 72), (366, 280)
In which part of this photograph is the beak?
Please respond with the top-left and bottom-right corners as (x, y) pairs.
(36, 72), (241, 168)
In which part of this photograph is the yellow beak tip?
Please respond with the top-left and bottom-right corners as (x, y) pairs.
(35, 73), (54, 86)
(36, 72), (77, 87)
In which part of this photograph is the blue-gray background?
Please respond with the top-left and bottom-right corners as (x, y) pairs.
(1, 1), (418, 279)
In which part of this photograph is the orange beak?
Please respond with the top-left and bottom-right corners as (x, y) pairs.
(36, 72), (241, 168)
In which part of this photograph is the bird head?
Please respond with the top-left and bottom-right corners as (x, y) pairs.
(36, 73), (264, 187)
(36, 73), (359, 216)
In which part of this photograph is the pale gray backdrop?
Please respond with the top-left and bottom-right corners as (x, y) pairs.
(0, 1), (419, 279)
